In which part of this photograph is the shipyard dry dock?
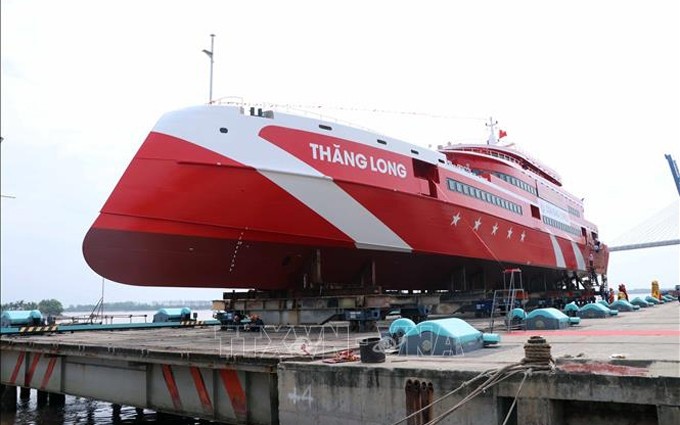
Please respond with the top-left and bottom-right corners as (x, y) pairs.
(1, 302), (679, 425)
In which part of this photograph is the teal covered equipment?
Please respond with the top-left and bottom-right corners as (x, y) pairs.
(608, 300), (639, 312)
(578, 303), (618, 318)
(563, 302), (580, 317)
(1, 310), (43, 327)
(510, 308), (527, 321)
(389, 318), (416, 339)
(645, 296), (662, 305)
(399, 318), (498, 356)
(526, 308), (570, 330)
(153, 307), (192, 323)
(630, 297), (651, 308)
(597, 300), (610, 308)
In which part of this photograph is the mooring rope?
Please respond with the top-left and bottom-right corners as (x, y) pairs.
(391, 337), (555, 425)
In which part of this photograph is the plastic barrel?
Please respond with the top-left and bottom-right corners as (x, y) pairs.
(359, 337), (386, 363)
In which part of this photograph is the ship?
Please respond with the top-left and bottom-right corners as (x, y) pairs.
(83, 104), (609, 293)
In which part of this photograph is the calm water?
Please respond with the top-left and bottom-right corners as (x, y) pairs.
(0, 394), (206, 425)
(1, 310), (218, 425)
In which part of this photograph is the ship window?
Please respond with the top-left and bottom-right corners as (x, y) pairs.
(445, 178), (522, 215)
(219, 127), (229, 133)
(319, 124), (333, 131)
(377, 139), (387, 145)
(411, 149), (420, 155)
(492, 171), (536, 196)
(543, 214), (580, 235)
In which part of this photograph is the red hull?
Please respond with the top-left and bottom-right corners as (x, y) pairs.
(83, 105), (609, 290)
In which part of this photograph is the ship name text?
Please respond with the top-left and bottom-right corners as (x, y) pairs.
(308, 143), (407, 178)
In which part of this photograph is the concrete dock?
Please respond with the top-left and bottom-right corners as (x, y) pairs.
(1, 301), (679, 424)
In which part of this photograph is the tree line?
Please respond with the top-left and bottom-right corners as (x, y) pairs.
(1, 299), (64, 316)
(63, 300), (212, 312)
(1, 299), (213, 315)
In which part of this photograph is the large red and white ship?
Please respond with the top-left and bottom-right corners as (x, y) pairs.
(83, 104), (609, 292)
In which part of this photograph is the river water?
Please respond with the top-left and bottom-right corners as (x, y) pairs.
(1, 310), (217, 425)
(0, 396), (204, 425)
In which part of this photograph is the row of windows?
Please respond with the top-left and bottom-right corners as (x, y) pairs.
(568, 206), (581, 218)
(447, 178), (523, 215)
(491, 171), (538, 196)
(542, 216), (581, 236)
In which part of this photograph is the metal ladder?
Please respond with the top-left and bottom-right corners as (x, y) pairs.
(489, 268), (525, 332)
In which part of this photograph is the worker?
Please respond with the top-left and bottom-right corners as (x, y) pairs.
(608, 290), (615, 304)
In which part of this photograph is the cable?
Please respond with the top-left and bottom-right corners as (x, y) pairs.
(391, 361), (554, 425)
(388, 367), (496, 425)
(214, 98), (488, 122)
(501, 369), (530, 425)
(424, 364), (529, 425)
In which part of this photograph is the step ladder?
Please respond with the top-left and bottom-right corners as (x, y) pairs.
(489, 268), (525, 332)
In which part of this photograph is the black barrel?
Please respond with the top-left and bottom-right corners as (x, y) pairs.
(359, 337), (386, 363)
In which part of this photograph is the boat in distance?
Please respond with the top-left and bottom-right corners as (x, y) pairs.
(82, 104), (609, 291)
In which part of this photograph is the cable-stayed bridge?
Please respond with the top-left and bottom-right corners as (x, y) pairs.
(609, 200), (679, 252)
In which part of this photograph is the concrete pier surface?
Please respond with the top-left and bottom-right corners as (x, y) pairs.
(1, 301), (678, 424)
(280, 301), (679, 425)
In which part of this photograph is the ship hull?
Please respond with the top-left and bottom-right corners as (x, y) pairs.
(83, 105), (608, 290)
(84, 225), (578, 290)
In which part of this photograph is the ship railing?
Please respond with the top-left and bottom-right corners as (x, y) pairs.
(211, 96), (387, 135)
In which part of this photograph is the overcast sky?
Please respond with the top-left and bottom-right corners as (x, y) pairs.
(2, 0), (678, 307)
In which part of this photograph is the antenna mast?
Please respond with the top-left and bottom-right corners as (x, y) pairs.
(202, 34), (215, 103)
(485, 117), (498, 145)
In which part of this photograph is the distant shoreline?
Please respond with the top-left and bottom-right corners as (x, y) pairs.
(63, 301), (213, 313)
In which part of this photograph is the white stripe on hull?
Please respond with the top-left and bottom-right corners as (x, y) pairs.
(571, 241), (586, 270)
(154, 106), (411, 253)
(260, 170), (411, 252)
(549, 234), (566, 268)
